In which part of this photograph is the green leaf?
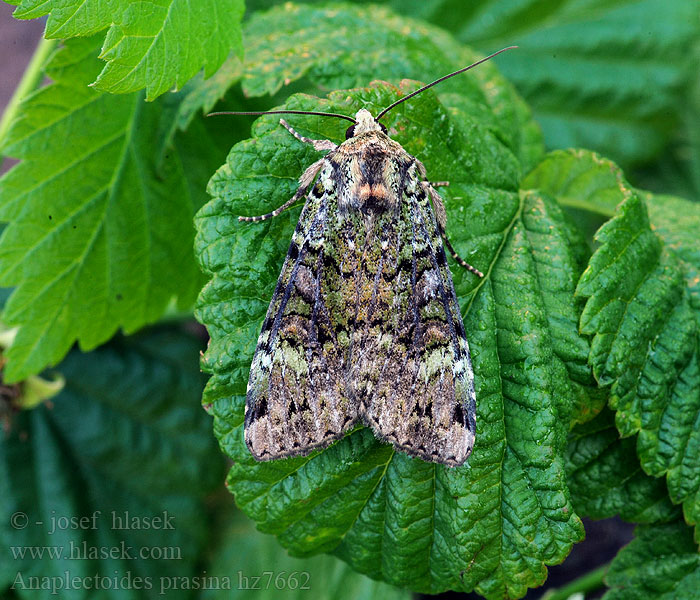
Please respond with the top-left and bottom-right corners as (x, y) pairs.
(0, 326), (226, 597)
(182, 3), (545, 173)
(240, 4), (491, 99)
(603, 520), (700, 600)
(539, 153), (700, 539)
(245, 0), (697, 169)
(9, 0), (245, 101)
(195, 75), (589, 597)
(646, 194), (700, 328)
(203, 511), (410, 600)
(642, 194), (700, 538)
(460, 0), (697, 169)
(522, 149), (630, 219)
(527, 150), (700, 537)
(0, 36), (229, 382)
(566, 408), (680, 524)
(524, 152), (700, 308)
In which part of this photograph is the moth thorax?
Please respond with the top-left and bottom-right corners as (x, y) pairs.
(353, 109), (383, 135)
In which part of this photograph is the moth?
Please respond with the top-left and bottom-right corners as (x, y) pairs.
(218, 48), (514, 466)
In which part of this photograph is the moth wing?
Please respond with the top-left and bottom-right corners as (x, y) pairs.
(352, 183), (476, 466)
(245, 174), (357, 460)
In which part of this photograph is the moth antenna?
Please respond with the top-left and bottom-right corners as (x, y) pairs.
(375, 46), (518, 121)
(207, 110), (357, 124)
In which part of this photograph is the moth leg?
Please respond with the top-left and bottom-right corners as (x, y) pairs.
(429, 181), (450, 187)
(421, 180), (484, 278)
(280, 118), (338, 151)
(442, 232), (484, 278)
(238, 158), (326, 222)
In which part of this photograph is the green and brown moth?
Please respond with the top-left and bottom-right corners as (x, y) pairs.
(220, 48), (514, 466)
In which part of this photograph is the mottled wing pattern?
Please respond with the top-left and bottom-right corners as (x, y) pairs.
(246, 125), (476, 466)
(349, 165), (476, 466)
(245, 163), (359, 460)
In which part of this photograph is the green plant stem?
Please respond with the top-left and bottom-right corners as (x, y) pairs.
(0, 37), (58, 148)
(540, 563), (609, 600)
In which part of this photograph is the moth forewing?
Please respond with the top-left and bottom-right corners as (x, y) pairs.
(229, 48), (521, 467)
(242, 107), (478, 466)
(215, 50), (520, 465)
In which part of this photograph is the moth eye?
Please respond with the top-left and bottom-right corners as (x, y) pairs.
(378, 122), (387, 134)
(345, 125), (356, 139)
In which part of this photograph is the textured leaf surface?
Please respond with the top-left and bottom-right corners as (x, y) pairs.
(527, 150), (700, 536)
(9, 0), (244, 100)
(459, 0), (697, 168)
(0, 327), (225, 597)
(182, 3), (545, 173)
(603, 521), (700, 600)
(446, 0), (700, 195)
(566, 408), (680, 524)
(523, 151), (700, 310)
(0, 36), (230, 382)
(195, 77), (589, 597)
(646, 194), (700, 330)
(642, 194), (700, 537)
(538, 152), (700, 539)
(525, 152), (700, 310)
(203, 512), (410, 600)
(247, 0), (698, 168)
(523, 149), (630, 219)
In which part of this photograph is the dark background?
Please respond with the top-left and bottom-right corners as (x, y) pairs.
(1, 3), (44, 175)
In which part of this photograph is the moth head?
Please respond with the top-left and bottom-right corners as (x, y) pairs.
(346, 109), (387, 139)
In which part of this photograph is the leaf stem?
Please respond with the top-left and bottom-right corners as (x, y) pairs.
(0, 36), (58, 150)
(540, 563), (609, 600)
